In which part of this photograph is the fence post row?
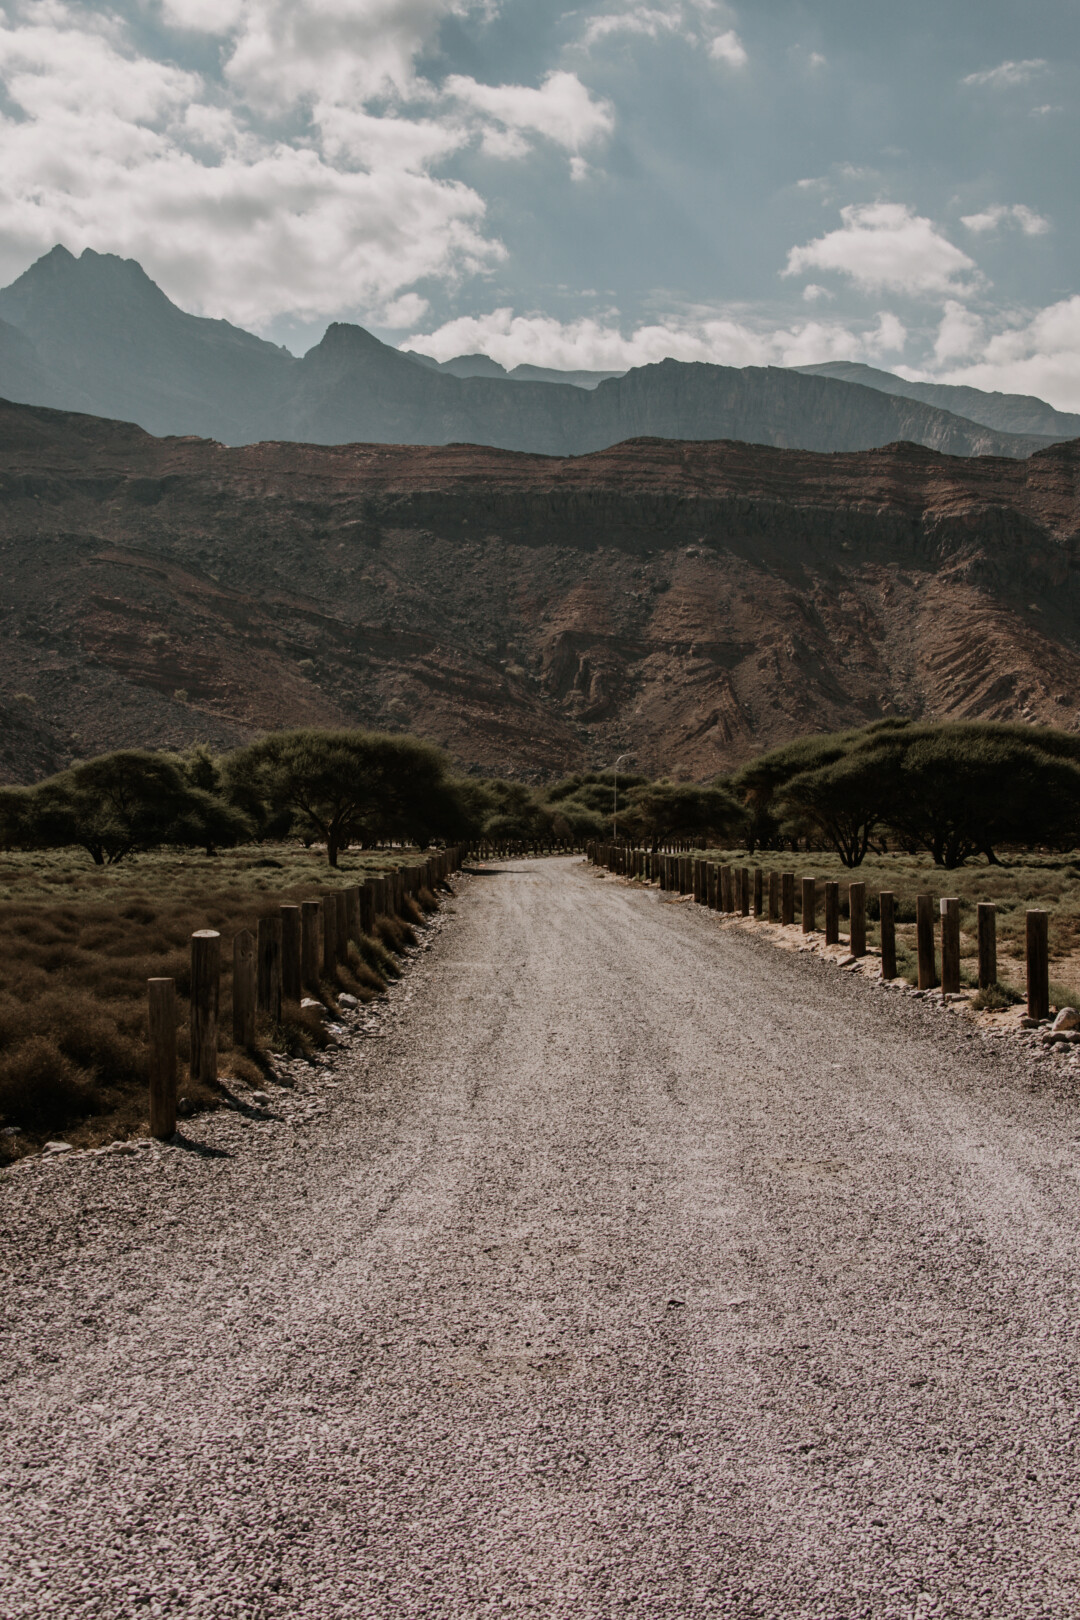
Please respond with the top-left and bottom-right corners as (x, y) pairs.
(587, 842), (1064, 1016)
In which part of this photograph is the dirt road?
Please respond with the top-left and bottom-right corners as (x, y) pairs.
(3, 857), (1080, 1618)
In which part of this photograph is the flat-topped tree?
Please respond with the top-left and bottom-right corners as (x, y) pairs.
(224, 728), (469, 866)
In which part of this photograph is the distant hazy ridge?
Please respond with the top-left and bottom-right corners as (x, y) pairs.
(0, 245), (1074, 458)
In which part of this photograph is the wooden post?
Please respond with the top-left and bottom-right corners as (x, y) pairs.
(916, 895), (937, 990)
(257, 914), (282, 1024)
(280, 904), (301, 1004)
(753, 867), (763, 918)
(335, 890), (350, 961)
(359, 882), (374, 935)
(781, 872), (795, 926)
(879, 892), (896, 980)
(346, 886), (362, 946)
(801, 876), (816, 933)
(977, 903), (997, 989)
(940, 897), (961, 998)
(849, 883), (867, 958)
(719, 864), (731, 912)
(301, 901), (321, 991)
(1026, 909), (1049, 1021)
(322, 891), (337, 976)
(148, 977), (177, 1140)
(824, 880), (839, 945)
(768, 870), (779, 922)
(740, 868), (751, 918)
(232, 929), (256, 1047)
(189, 930), (220, 1085)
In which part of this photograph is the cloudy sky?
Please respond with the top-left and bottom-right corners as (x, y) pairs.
(0, 0), (1077, 403)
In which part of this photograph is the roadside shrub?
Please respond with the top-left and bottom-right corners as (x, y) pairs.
(0, 1035), (99, 1129)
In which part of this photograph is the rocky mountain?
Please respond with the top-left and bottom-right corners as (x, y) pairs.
(0, 247), (1066, 459)
(0, 245), (294, 443)
(1, 398), (1079, 786)
(798, 361), (1080, 441)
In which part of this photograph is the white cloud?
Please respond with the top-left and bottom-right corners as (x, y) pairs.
(933, 300), (983, 364)
(220, 0), (478, 112)
(0, 3), (505, 326)
(784, 202), (978, 298)
(578, 1), (745, 63)
(404, 305), (905, 371)
(960, 203), (1050, 236)
(933, 296), (1080, 413)
(445, 70), (614, 156)
(961, 59), (1047, 89)
(580, 6), (684, 45)
(708, 29), (746, 66)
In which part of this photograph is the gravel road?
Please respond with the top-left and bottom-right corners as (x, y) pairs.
(3, 857), (1080, 1619)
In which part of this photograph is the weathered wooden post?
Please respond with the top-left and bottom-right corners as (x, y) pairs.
(257, 914), (282, 1024)
(916, 895), (937, 990)
(232, 929), (256, 1046)
(824, 880), (839, 945)
(740, 868), (751, 918)
(346, 887), (362, 947)
(1026, 909), (1049, 1021)
(940, 897), (961, 998)
(849, 883), (867, 958)
(359, 882), (374, 936)
(768, 870), (779, 922)
(879, 892), (896, 980)
(801, 877), (816, 933)
(190, 930), (220, 1084)
(300, 902), (321, 991)
(781, 872), (795, 926)
(753, 867), (763, 918)
(280, 905), (301, 1005)
(335, 890), (350, 961)
(977, 903), (997, 989)
(148, 977), (177, 1140)
(322, 891), (337, 975)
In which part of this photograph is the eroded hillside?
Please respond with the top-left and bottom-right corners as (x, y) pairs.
(1, 399), (1079, 782)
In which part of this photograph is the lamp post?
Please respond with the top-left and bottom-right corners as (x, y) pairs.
(612, 753), (633, 842)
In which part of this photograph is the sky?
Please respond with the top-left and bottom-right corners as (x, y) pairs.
(0, 0), (1077, 404)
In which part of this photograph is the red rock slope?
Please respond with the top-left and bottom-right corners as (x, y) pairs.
(1, 400), (1078, 783)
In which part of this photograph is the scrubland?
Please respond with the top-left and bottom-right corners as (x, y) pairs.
(0, 843), (425, 1164)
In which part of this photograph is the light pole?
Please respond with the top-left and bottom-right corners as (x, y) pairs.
(612, 753), (633, 842)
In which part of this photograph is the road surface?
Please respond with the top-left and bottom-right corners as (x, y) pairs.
(3, 857), (1080, 1618)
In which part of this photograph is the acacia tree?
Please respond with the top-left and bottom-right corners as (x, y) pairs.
(23, 751), (214, 864)
(777, 748), (892, 867)
(623, 780), (746, 852)
(225, 729), (469, 865)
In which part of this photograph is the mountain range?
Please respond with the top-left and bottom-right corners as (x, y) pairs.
(0, 245), (1074, 459)
(2, 396), (1079, 785)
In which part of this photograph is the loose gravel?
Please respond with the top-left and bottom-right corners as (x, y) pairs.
(3, 857), (1080, 1618)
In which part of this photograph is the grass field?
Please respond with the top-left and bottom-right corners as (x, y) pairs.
(0, 843), (430, 1165)
(701, 847), (1080, 1003)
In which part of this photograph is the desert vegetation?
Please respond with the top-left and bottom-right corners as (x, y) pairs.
(7, 715), (1080, 1162)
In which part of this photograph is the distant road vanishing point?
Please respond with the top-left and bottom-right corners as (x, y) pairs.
(2, 856), (1079, 1617)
